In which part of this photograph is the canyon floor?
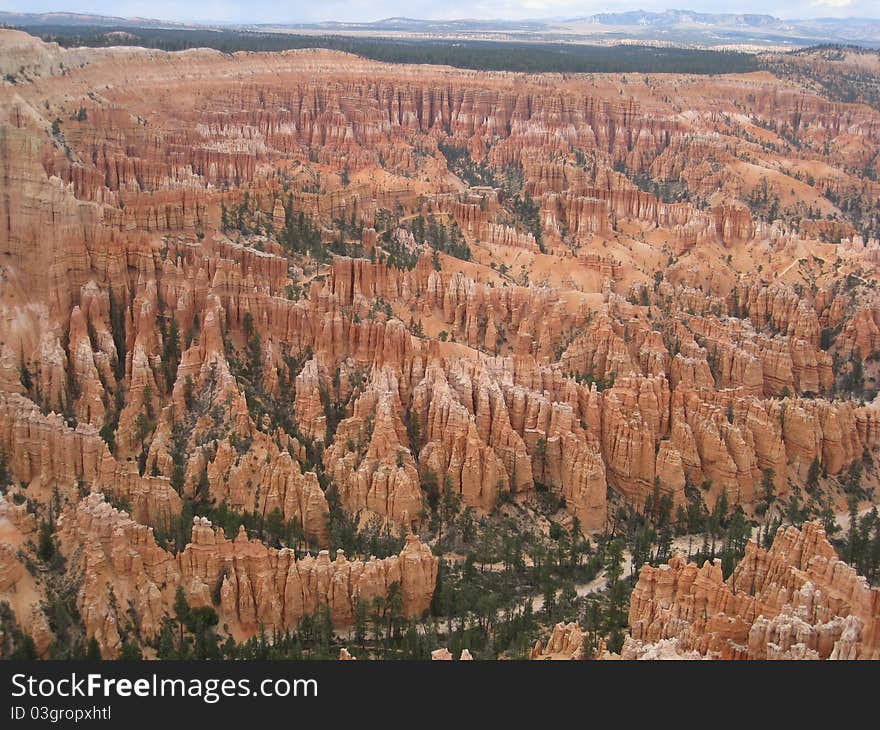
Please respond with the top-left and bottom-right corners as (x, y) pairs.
(0, 30), (879, 660)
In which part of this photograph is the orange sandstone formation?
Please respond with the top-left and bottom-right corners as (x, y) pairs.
(628, 522), (880, 659)
(58, 493), (437, 657)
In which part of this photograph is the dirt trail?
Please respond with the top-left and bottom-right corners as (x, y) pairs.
(530, 552), (635, 612)
(528, 535), (707, 612)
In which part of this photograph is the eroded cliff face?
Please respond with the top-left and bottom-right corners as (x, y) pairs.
(0, 393), (182, 529)
(0, 494), (53, 657)
(1, 30), (880, 658)
(627, 521), (880, 659)
(58, 493), (437, 657)
(529, 621), (596, 660)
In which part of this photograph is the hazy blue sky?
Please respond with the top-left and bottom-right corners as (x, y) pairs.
(2, 1), (878, 24)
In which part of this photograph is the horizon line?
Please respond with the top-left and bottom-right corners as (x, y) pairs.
(3, 9), (880, 26)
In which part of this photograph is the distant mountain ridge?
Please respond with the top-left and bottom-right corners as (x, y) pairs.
(583, 10), (782, 27)
(0, 11), (192, 28)
(2, 9), (879, 47)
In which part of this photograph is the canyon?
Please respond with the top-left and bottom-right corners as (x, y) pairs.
(0, 29), (879, 659)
